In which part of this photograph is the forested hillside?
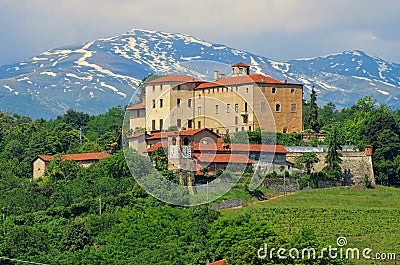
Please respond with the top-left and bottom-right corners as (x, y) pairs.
(0, 95), (400, 264)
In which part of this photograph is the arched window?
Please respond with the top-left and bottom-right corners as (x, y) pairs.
(183, 137), (189, 146)
(172, 137), (177, 145)
(275, 103), (281, 112)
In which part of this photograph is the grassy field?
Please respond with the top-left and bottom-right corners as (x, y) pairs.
(222, 186), (400, 264)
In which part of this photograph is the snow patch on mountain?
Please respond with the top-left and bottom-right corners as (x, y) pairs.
(0, 29), (399, 119)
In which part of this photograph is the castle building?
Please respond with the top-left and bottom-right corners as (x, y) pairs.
(127, 62), (303, 135)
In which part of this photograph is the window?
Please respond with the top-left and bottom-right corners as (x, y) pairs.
(235, 104), (238, 113)
(244, 102), (248, 112)
(136, 109), (140, 117)
(272, 87), (276, 94)
(199, 94), (201, 99)
(215, 105), (219, 114)
(198, 121), (201, 128)
(183, 137), (189, 145)
(246, 87), (249, 93)
(159, 119), (163, 130)
(152, 120), (156, 131)
(235, 116), (238, 125)
(188, 119), (193, 128)
(177, 98), (181, 107)
(249, 126), (252, 131)
(275, 103), (281, 112)
(235, 127), (238, 132)
(160, 85), (163, 90)
(291, 103), (297, 113)
(260, 101), (266, 112)
(291, 88), (295, 94)
(227, 104), (231, 113)
(177, 119), (181, 128)
(152, 85), (155, 91)
(241, 127), (245, 131)
(198, 106), (202, 115)
(188, 99), (192, 108)
(177, 85), (180, 90)
(159, 99), (163, 108)
(152, 99), (156, 108)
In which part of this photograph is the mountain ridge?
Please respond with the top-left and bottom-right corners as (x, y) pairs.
(0, 29), (399, 119)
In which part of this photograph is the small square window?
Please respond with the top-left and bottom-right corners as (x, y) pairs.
(261, 102), (266, 112)
(291, 103), (297, 113)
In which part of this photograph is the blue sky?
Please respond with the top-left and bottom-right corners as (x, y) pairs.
(0, 0), (399, 65)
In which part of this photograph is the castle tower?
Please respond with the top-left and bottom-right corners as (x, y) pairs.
(231, 62), (250, 77)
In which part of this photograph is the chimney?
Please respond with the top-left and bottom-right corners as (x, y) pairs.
(219, 73), (225, 79)
(365, 145), (373, 156)
(214, 71), (219, 81)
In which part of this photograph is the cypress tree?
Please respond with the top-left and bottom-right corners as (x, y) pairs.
(307, 86), (320, 132)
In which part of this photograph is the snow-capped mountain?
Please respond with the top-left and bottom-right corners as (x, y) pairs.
(0, 29), (399, 119)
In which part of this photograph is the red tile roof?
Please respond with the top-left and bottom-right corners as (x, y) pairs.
(38, 152), (110, 162)
(126, 133), (147, 139)
(146, 141), (168, 153)
(194, 142), (287, 154)
(146, 131), (177, 140)
(230, 144), (287, 153)
(146, 74), (205, 84)
(193, 153), (252, 164)
(196, 74), (284, 89)
(178, 128), (220, 137)
(126, 102), (145, 110)
(232, 62), (249, 67)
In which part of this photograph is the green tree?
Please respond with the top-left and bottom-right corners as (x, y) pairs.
(306, 87), (320, 132)
(323, 125), (342, 180)
(294, 152), (319, 174)
(151, 147), (168, 171)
